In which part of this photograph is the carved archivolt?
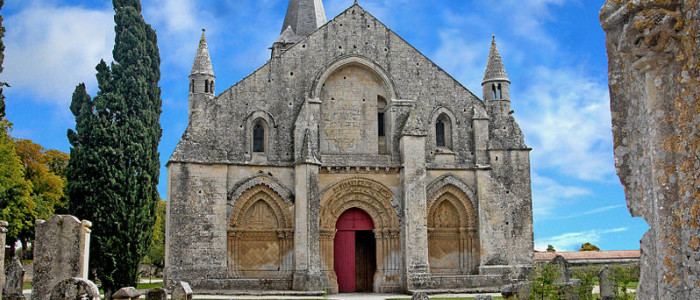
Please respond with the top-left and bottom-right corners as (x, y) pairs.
(427, 174), (478, 211)
(319, 178), (399, 230)
(227, 180), (294, 279)
(427, 184), (477, 229)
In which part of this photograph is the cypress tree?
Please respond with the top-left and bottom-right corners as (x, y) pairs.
(66, 0), (161, 295)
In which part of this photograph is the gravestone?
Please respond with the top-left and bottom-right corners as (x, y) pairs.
(550, 255), (572, 284)
(113, 287), (141, 300)
(49, 278), (100, 300)
(32, 215), (92, 300)
(145, 288), (167, 300)
(598, 265), (614, 300)
(474, 295), (493, 300)
(3, 258), (25, 300)
(171, 282), (192, 300)
(0, 221), (7, 300)
(410, 292), (429, 300)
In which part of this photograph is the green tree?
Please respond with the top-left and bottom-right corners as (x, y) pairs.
(66, 0), (162, 295)
(547, 245), (556, 252)
(12, 139), (70, 249)
(529, 263), (562, 300)
(0, 121), (34, 257)
(142, 197), (165, 275)
(578, 242), (600, 251)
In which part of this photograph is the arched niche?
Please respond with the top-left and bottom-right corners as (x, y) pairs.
(430, 107), (458, 151)
(227, 179), (294, 279)
(243, 111), (277, 161)
(312, 55), (397, 156)
(426, 182), (480, 275)
(318, 178), (402, 293)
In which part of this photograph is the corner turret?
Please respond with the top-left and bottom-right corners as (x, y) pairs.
(189, 29), (215, 118)
(482, 36), (511, 114)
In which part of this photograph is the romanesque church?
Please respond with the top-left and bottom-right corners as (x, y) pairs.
(166, 0), (534, 293)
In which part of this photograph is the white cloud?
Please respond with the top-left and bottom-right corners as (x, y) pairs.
(531, 172), (592, 220)
(535, 227), (629, 252)
(516, 66), (616, 182)
(3, 3), (114, 105)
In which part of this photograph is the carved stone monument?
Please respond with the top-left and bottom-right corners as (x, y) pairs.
(2, 258), (25, 300)
(0, 221), (7, 300)
(49, 278), (100, 300)
(600, 1), (699, 299)
(32, 215), (92, 300)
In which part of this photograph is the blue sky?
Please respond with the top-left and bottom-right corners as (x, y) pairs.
(2, 0), (648, 252)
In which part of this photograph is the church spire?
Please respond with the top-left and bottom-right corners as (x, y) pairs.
(482, 36), (510, 85)
(280, 0), (327, 41)
(191, 29), (214, 77)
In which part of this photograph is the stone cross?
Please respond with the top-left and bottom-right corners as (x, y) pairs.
(32, 215), (92, 300)
(49, 278), (100, 300)
(0, 221), (7, 300)
(2, 258), (25, 300)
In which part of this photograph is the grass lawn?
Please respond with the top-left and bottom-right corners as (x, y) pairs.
(136, 282), (164, 289)
(387, 298), (503, 300)
(23, 282), (32, 290)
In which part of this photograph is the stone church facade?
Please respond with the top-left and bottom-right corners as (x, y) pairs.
(165, 0), (534, 293)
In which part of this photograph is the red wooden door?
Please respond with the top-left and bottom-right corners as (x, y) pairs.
(334, 208), (374, 293)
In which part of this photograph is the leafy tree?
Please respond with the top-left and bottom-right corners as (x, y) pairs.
(572, 267), (597, 300)
(529, 262), (562, 300)
(546, 245), (556, 252)
(0, 121), (34, 257)
(66, 0), (161, 295)
(12, 139), (69, 244)
(142, 197), (165, 275)
(578, 242), (600, 251)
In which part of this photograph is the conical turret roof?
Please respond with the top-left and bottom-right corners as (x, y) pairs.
(278, 0), (326, 43)
(483, 36), (509, 84)
(191, 29), (214, 77)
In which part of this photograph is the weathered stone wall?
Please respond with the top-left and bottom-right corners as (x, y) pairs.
(600, 1), (699, 299)
(32, 215), (91, 300)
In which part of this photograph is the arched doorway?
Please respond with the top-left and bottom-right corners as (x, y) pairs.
(334, 208), (376, 293)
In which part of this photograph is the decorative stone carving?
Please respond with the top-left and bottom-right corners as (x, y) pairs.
(410, 292), (429, 300)
(228, 184), (294, 279)
(600, 1), (699, 299)
(171, 282), (192, 300)
(32, 215), (92, 300)
(49, 278), (100, 300)
(3, 258), (25, 300)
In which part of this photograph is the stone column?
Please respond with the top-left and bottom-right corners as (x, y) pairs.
(293, 162), (323, 291)
(0, 221), (8, 300)
(399, 109), (429, 291)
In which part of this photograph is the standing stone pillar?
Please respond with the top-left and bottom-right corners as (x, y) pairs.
(32, 215), (92, 300)
(0, 221), (7, 300)
(292, 119), (323, 291)
(399, 109), (429, 291)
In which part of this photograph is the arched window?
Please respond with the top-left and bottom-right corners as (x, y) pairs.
(205, 80), (209, 93)
(190, 79), (195, 93)
(436, 120), (446, 147)
(435, 113), (452, 150)
(377, 95), (387, 154)
(497, 84), (502, 99)
(209, 81), (215, 94)
(253, 124), (265, 153)
(492, 84), (497, 99)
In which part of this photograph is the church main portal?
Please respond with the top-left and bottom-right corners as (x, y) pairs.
(334, 208), (376, 293)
